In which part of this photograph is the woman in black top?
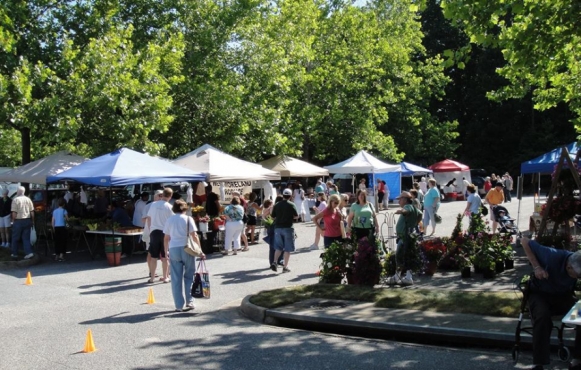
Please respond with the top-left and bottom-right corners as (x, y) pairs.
(0, 189), (12, 247)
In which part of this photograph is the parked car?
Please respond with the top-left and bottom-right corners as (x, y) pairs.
(470, 176), (487, 196)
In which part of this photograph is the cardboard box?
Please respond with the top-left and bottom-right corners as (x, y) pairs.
(529, 214), (556, 233)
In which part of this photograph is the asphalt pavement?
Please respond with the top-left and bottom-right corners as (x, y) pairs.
(2, 195), (574, 369)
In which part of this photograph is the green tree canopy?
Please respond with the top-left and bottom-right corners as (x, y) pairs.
(441, 0), (581, 130)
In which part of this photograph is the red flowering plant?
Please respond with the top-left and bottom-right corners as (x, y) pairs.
(420, 238), (447, 264)
(540, 196), (581, 225)
(197, 215), (210, 223)
(352, 237), (382, 286)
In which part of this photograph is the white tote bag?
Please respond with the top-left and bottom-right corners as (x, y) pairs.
(30, 226), (37, 246)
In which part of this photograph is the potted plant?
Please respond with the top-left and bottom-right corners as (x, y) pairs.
(352, 237), (381, 286)
(455, 248), (473, 278)
(318, 240), (355, 284)
(420, 238), (447, 275)
(472, 248), (496, 279)
(197, 215), (210, 233)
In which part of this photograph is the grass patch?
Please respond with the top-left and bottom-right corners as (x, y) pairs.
(250, 284), (522, 318)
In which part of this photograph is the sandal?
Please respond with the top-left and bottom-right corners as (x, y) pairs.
(241, 247), (250, 252)
(147, 279), (154, 284)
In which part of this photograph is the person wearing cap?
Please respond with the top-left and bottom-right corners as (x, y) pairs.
(521, 237), (581, 370)
(485, 182), (505, 233)
(387, 191), (422, 286)
(270, 188), (298, 273)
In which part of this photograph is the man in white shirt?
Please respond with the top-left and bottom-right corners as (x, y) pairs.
(132, 192), (148, 228)
(146, 188), (174, 283)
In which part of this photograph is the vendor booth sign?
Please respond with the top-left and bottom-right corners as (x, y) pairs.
(212, 181), (252, 203)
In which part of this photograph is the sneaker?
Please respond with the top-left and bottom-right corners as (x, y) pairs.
(270, 263), (277, 272)
(232, 250), (237, 255)
(310, 244), (319, 250)
(183, 302), (195, 311)
(400, 271), (414, 286)
(282, 267), (291, 273)
(386, 273), (401, 286)
(24, 253), (34, 260)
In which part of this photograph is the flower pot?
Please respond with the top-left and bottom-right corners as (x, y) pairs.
(495, 261), (505, 273)
(106, 252), (121, 267)
(482, 268), (496, 279)
(461, 267), (471, 278)
(504, 259), (514, 270)
(104, 237), (122, 267)
(198, 222), (209, 233)
(424, 261), (438, 276)
(474, 266), (483, 274)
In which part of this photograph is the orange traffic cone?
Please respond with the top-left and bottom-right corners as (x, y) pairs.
(82, 329), (97, 353)
(25, 272), (33, 285)
(147, 288), (156, 304)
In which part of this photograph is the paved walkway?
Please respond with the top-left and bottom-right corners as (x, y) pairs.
(239, 195), (578, 362)
(241, 257), (576, 360)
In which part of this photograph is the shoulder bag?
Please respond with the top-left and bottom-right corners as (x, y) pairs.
(184, 216), (204, 257)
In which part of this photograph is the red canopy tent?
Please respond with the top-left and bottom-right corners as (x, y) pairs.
(428, 159), (470, 172)
(428, 159), (471, 200)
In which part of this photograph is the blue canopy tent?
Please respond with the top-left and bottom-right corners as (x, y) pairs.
(520, 142), (580, 174)
(374, 162), (432, 200)
(47, 148), (205, 185)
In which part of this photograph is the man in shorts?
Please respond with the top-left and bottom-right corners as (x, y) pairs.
(142, 190), (162, 276)
(147, 187), (174, 283)
(485, 182), (505, 233)
(271, 188), (298, 273)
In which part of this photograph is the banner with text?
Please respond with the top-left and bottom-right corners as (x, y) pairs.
(212, 181), (253, 203)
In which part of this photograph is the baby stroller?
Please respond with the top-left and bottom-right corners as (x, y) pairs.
(493, 205), (520, 235)
(512, 274), (573, 363)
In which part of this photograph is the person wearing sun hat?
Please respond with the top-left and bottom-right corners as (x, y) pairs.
(485, 181), (505, 233)
(387, 191), (422, 286)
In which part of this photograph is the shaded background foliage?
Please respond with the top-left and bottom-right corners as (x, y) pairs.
(0, 0), (577, 174)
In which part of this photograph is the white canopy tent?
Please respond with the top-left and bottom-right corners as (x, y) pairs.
(259, 155), (328, 177)
(324, 150), (400, 174)
(173, 144), (280, 182)
(0, 151), (88, 185)
(324, 151), (399, 208)
(173, 144), (281, 202)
